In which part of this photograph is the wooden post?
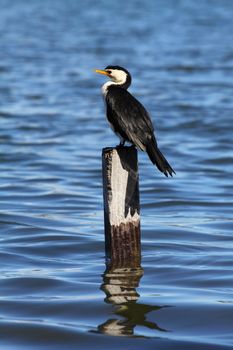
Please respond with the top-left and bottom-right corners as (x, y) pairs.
(102, 146), (141, 260)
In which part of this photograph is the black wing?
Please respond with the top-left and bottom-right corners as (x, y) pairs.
(106, 85), (175, 176)
(106, 86), (156, 150)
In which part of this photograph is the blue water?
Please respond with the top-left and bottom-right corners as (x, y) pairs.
(0, 0), (233, 349)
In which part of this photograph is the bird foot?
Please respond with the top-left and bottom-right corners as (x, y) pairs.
(116, 140), (126, 149)
(116, 140), (136, 148)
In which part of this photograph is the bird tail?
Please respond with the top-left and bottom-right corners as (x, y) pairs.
(146, 143), (175, 177)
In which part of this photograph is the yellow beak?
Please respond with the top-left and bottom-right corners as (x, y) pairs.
(95, 69), (110, 76)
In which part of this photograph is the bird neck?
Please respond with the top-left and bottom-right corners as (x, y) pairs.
(101, 82), (116, 97)
(101, 79), (131, 97)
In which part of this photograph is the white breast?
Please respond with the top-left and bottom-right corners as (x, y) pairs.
(101, 81), (117, 98)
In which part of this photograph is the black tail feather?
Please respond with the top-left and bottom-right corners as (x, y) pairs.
(146, 143), (175, 177)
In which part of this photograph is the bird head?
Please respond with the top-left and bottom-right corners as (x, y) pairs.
(95, 65), (131, 89)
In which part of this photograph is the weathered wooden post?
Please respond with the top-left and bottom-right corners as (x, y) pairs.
(102, 146), (141, 261)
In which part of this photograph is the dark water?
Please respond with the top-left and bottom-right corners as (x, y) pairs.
(0, 0), (233, 349)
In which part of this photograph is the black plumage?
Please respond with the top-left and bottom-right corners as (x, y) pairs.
(96, 65), (175, 177)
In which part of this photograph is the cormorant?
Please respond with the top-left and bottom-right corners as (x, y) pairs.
(95, 65), (175, 177)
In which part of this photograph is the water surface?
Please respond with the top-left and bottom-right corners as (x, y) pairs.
(0, 0), (233, 349)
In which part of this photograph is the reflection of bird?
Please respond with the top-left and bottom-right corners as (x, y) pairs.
(95, 65), (175, 177)
(96, 263), (169, 337)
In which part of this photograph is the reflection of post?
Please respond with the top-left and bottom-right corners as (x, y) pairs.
(99, 259), (143, 336)
(98, 260), (168, 337)
(101, 258), (143, 305)
(102, 146), (141, 260)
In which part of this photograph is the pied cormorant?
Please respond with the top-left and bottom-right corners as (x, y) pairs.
(95, 65), (175, 177)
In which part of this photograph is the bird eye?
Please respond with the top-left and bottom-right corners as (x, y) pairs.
(106, 70), (112, 75)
